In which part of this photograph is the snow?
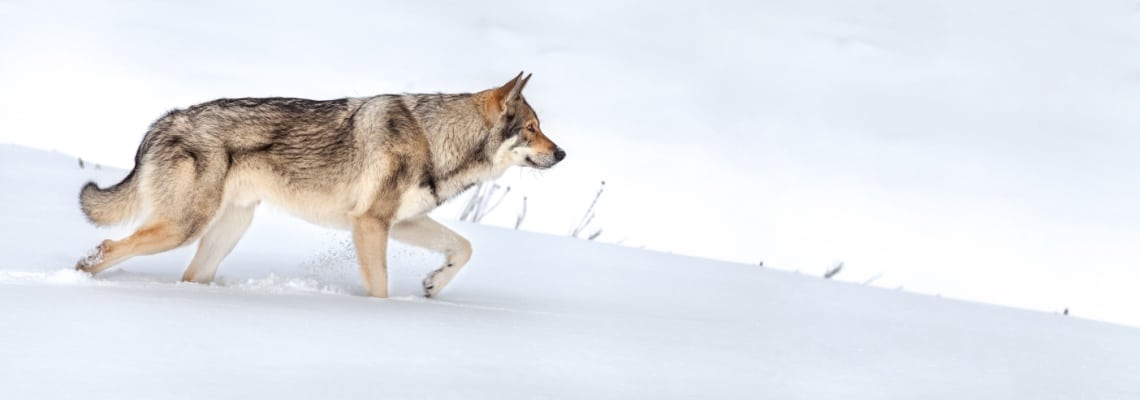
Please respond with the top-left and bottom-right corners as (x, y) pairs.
(3, 0), (1139, 327)
(2, 144), (1139, 399)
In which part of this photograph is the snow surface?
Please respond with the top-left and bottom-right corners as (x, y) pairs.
(1, 144), (1138, 398)
(3, 0), (1139, 327)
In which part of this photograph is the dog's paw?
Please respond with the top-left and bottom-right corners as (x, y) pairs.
(75, 244), (105, 272)
(422, 263), (459, 298)
(422, 270), (440, 298)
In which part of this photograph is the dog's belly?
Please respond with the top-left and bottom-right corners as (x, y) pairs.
(224, 169), (357, 229)
(222, 168), (441, 228)
(264, 193), (356, 229)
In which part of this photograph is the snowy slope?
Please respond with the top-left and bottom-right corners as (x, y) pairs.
(1, 144), (1138, 399)
(3, 0), (1139, 327)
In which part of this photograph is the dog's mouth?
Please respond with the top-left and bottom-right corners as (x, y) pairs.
(525, 156), (547, 169)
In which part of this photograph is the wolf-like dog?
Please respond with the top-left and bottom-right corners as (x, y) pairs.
(76, 72), (564, 298)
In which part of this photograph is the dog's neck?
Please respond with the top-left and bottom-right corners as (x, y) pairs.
(414, 93), (510, 205)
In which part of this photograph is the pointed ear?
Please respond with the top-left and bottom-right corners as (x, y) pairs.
(515, 73), (532, 98)
(491, 71), (525, 110)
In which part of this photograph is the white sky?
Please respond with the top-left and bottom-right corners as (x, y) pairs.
(1, 0), (1138, 326)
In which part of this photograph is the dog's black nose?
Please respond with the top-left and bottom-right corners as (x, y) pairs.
(554, 148), (566, 162)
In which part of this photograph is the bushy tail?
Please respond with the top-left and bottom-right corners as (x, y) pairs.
(79, 168), (141, 226)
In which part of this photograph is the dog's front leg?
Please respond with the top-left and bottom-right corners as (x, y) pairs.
(351, 215), (390, 298)
(390, 216), (473, 298)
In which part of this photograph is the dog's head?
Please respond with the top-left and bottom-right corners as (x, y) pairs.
(483, 72), (565, 170)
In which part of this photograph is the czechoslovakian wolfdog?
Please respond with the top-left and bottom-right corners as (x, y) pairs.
(76, 72), (564, 298)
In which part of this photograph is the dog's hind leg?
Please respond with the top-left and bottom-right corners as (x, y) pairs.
(77, 219), (196, 274)
(389, 216), (472, 298)
(181, 203), (256, 284)
(77, 144), (227, 275)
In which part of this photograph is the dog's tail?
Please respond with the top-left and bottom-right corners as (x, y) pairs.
(79, 166), (142, 226)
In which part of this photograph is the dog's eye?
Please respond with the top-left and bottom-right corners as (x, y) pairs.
(526, 123), (536, 132)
